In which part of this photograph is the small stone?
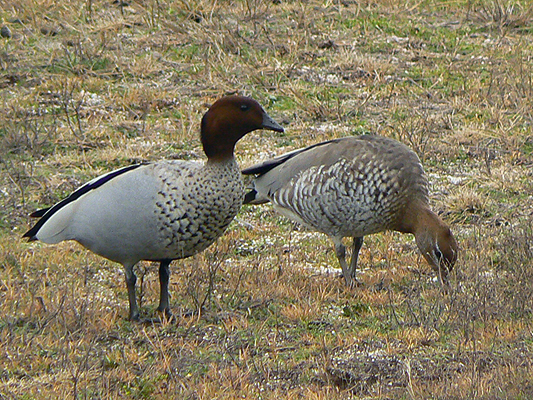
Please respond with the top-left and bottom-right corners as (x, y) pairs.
(40, 26), (59, 36)
(0, 26), (12, 38)
(188, 12), (203, 23)
(318, 39), (337, 49)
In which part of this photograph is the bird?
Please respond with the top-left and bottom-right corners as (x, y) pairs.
(242, 135), (458, 287)
(24, 95), (284, 320)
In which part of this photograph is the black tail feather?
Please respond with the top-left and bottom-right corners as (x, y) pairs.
(30, 207), (50, 218)
(243, 189), (257, 204)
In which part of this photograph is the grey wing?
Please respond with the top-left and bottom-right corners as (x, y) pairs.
(250, 138), (357, 200)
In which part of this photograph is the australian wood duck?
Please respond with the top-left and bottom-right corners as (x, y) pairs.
(24, 95), (284, 320)
(242, 135), (458, 287)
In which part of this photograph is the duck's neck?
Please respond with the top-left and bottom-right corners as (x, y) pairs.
(394, 198), (432, 235)
(206, 155), (238, 167)
(202, 130), (237, 162)
(413, 210), (440, 252)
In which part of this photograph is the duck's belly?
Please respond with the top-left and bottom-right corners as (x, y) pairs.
(274, 196), (397, 238)
(271, 162), (407, 238)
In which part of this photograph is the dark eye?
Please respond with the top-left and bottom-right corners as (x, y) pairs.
(434, 248), (443, 261)
(240, 104), (250, 111)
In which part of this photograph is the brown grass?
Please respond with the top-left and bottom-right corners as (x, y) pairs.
(1, 0), (533, 398)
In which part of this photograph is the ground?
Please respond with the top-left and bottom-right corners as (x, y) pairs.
(1, 0), (533, 398)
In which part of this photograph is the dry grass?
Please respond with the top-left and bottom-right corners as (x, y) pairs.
(1, 0), (533, 398)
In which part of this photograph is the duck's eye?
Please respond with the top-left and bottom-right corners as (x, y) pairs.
(240, 104), (250, 111)
(434, 248), (443, 262)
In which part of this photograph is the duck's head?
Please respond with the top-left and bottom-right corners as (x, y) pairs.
(415, 209), (459, 286)
(201, 95), (284, 162)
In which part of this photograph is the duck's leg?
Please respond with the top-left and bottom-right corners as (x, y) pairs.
(124, 263), (140, 321)
(349, 237), (364, 283)
(333, 238), (353, 287)
(156, 259), (172, 317)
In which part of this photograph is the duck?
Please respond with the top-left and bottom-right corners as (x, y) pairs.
(24, 95), (284, 320)
(242, 135), (458, 287)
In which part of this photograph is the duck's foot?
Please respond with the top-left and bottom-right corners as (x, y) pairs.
(339, 273), (362, 289)
(127, 309), (175, 324)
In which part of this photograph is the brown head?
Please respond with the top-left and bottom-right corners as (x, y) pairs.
(412, 208), (459, 286)
(200, 95), (284, 162)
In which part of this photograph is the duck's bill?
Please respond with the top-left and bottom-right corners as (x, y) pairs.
(262, 112), (284, 133)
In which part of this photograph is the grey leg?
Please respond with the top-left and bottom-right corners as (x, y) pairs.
(333, 238), (353, 287)
(349, 237), (364, 282)
(124, 263), (139, 321)
(157, 259), (172, 316)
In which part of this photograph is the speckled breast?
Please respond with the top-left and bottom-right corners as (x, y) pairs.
(272, 149), (428, 238)
(153, 160), (244, 259)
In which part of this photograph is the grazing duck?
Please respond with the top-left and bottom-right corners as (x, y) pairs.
(24, 95), (284, 320)
(242, 135), (458, 287)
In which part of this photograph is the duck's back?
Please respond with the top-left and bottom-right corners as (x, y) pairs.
(250, 135), (429, 238)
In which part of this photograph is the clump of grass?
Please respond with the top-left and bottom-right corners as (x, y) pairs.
(471, 0), (533, 32)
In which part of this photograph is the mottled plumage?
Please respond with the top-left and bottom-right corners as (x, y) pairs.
(24, 95), (284, 320)
(243, 135), (458, 287)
